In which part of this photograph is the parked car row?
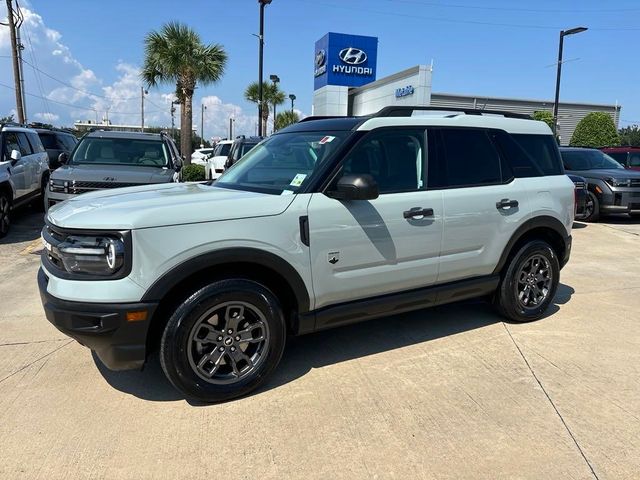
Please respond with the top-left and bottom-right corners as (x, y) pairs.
(561, 147), (640, 222)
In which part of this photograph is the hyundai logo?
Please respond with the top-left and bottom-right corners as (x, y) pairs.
(339, 47), (367, 65)
(315, 49), (326, 68)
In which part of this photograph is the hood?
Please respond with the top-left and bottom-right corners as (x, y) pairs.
(46, 182), (296, 230)
(51, 164), (175, 184)
(566, 168), (640, 180)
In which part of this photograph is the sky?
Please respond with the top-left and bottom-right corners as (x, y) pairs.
(1, 0), (639, 138)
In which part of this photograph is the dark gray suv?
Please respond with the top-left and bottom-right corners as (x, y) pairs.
(47, 130), (183, 210)
(560, 147), (640, 221)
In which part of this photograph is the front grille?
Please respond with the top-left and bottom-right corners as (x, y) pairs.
(573, 181), (586, 190)
(70, 181), (139, 193)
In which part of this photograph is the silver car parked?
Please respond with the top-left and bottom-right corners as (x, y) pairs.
(47, 130), (182, 209)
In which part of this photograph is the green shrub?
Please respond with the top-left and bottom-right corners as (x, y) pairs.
(570, 112), (620, 147)
(181, 164), (206, 182)
(532, 110), (555, 130)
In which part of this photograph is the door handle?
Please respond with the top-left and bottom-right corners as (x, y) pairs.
(403, 208), (434, 219)
(496, 199), (519, 210)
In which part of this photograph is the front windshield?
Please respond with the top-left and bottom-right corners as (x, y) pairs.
(71, 137), (169, 167)
(216, 132), (347, 194)
(561, 150), (624, 171)
(215, 143), (231, 157)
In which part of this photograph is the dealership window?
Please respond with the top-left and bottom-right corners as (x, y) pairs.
(432, 128), (502, 188)
(341, 129), (425, 194)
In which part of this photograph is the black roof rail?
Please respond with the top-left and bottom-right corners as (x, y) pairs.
(373, 106), (532, 120)
(1, 121), (29, 129)
(298, 115), (358, 123)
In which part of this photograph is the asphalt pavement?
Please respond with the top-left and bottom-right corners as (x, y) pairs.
(1, 207), (639, 479)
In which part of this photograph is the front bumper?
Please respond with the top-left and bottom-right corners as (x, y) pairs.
(38, 268), (157, 370)
(599, 187), (640, 214)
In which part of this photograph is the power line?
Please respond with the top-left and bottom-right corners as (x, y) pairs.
(386, 0), (640, 14)
(0, 81), (162, 115)
(304, 0), (640, 31)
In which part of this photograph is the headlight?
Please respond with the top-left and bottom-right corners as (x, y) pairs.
(605, 177), (632, 187)
(49, 179), (68, 192)
(48, 233), (126, 276)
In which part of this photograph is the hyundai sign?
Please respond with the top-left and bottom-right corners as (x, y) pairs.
(314, 32), (378, 90)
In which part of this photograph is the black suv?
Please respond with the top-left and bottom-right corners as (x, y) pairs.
(33, 127), (78, 170)
(560, 147), (640, 221)
(224, 136), (263, 169)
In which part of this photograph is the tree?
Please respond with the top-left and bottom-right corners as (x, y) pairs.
(244, 82), (285, 135)
(0, 114), (15, 124)
(275, 110), (300, 130)
(142, 22), (227, 163)
(532, 110), (554, 130)
(570, 112), (620, 147)
(619, 125), (640, 147)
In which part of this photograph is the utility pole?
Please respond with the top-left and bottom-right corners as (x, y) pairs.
(15, 25), (26, 122)
(6, 0), (25, 123)
(171, 101), (177, 141)
(141, 86), (148, 132)
(200, 104), (207, 147)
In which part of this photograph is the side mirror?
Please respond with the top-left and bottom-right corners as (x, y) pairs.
(10, 149), (21, 164)
(328, 174), (379, 201)
(58, 152), (68, 165)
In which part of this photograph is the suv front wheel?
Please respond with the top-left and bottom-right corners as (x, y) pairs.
(494, 240), (560, 322)
(160, 279), (286, 403)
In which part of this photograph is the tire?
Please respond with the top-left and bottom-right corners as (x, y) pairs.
(0, 190), (10, 238)
(582, 191), (600, 223)
(494, 240), (560, 323)
(34, 176), (49, 212)
(160, 279), (286, 403)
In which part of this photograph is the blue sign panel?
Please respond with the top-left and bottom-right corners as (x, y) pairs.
(314, 32), (378, 90)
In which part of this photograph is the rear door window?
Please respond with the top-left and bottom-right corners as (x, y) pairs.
(432, 128), (503, 188)
(39, 133), (58, 149)
(3, 132), (21, 159)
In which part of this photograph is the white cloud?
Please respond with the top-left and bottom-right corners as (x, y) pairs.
(0, 3), (258, 137)
(33, 112), (59, 122)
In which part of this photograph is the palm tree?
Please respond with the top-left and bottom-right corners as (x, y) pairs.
(275, 110), (300, 130)
(244, 82), (285, 135)
(142, 22), (227, 163)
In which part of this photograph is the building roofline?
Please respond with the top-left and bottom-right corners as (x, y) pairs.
(431, 92), (621, 110)
(349, 65), (427, 95)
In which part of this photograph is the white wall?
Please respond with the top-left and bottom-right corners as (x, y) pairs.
(312, 85), (350, 116)
(349, 65), (432, 116)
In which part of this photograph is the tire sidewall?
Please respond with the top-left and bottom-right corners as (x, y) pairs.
(499, 240), (560, 322)
(161, 279), (286, 402)
(0, 190), (10, 238)
(583, 191), (600, 222)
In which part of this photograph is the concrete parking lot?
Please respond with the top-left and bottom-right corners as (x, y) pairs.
(0, 207), (639, 480)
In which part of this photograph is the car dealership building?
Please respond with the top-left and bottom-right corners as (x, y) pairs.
(312, 32), (621, 145)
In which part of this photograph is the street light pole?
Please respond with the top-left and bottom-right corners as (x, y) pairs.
(258, 0), (272, 137)
(270, 74), (280, 133)
(289, 94), (296, 113)
(552, 26), (587, 137)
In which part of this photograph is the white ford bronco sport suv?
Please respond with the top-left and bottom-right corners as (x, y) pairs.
(39, 107), (574, 403)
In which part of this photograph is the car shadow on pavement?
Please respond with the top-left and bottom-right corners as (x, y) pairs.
(572, 221), (587, 229)
(93, 284), (574, 405)
(0, 207), (44, 245)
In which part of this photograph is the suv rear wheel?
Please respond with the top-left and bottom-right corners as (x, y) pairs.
(494, 240), (560, 322)
(160, 279), (286, 403)
(0, 190), (10, 238)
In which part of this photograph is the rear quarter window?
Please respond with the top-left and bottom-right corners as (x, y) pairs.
(511, 134), (563, 175)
